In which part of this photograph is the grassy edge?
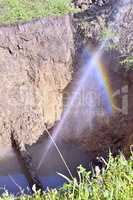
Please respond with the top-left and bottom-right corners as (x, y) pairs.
(0, 0), (77, 25)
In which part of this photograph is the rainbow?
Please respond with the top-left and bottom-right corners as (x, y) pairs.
(95, 60), (115, 113)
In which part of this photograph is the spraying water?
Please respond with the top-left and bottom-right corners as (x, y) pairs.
(37, 40), (109, 170)
(37, 0), (132, 172)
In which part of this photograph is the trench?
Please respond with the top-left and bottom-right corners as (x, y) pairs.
(0, 138), (91, 195)
(0, 0), (133, 196)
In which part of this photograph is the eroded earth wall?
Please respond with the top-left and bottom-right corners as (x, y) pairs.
(0, 15), (74, 148)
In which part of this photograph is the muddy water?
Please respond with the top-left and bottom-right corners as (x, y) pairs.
(0, 140), (90, 195)
(0, 147), (30, 195)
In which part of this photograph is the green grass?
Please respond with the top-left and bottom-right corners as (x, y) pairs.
(0, 0), (74, 25)
(0, 153), (133, 200)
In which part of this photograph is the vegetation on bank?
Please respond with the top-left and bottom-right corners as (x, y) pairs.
(1, 153), (133, 200)
(0, 0), (74, 24)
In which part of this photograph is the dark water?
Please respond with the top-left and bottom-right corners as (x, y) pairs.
(0, 141), (90, 195)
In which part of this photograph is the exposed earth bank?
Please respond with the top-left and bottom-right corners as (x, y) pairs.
(0, 15), (74, 148)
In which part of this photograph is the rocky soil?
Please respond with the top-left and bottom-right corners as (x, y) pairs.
(72, 0), (111, 10)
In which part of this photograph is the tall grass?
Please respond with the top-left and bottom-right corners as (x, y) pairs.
(0, 153), (132, 200)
